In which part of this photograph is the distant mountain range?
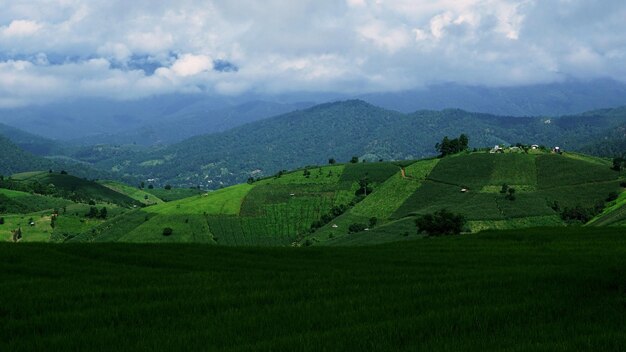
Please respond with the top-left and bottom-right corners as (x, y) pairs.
(1, 79), (626, 146)
(1, 98), (625, 188)
(78, 100), (626, 188)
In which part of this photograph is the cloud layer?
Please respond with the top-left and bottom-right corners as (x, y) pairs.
(1, 0), (625, 107)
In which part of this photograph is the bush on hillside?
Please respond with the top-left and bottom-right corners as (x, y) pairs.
(162, 227), (173, 236)
(0, 217), (4, 225)
(560, 203), (603, 224)
(416, 209), (466, 236)
(606, 192), (619, 202)
(348, 223), (367, 233)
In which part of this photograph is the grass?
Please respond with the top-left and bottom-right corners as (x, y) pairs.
(536, 154), (617, 189)
(151, 183), (254, 216)
(1, 202), (124, 243)
(0, 188), (71, 214)
(2, 227), (626, 351)
(145, 187), (204, 202)
(98, 180), (164, 205)
(311, 159), (439, 242)
(339, 162), (401, 183)
(588, 189), (626, 226)
(10, 171), (140, 206)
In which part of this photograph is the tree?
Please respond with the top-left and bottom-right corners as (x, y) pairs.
(505, 188), (516, 201)
(164, 184), (172, 190)
(140, 181), (145, 189)
(328, 158), (336, 165)
(148, 184), (154, 189)
(162, 227), (173, 236)
(416, 209), (466, 236)
(500, 184), (509, 194)
(348, 223), (366, 233)
(0, 217), (4, 225)
(99, 207), (108, 219)
(86, 206), (99, 218)
(459, 134), (469, 151)
(356, 177), (372, 196)
(247, 177), (255, 184)
(436, 134), (469, 157)
(60, 170), (68, 175)
(369, 217), (378, 227)
(612, 157), (625, 171)
(350, 156), (359, 164)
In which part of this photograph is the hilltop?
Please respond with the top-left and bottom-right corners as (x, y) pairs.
(66, 151), (624, 246)
(82, 101), (626, 188)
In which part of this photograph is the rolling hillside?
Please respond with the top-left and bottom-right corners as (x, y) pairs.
(8, 171), (141, 207)
(90, 101), (626, 188)
(68, 151), (624, 246)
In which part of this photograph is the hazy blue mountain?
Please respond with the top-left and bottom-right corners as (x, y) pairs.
(2, 80), (626, 145)
(359, 79), (626, 116)
(68, 100), (314, 146)
(0, 123), (65, 156)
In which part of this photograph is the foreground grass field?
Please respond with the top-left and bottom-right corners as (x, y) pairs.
(2, 227), (625, 351)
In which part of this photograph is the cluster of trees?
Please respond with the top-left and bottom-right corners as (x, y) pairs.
(310, 204), (348, 231)
(348, 217), (378, 234)
(416, 209), (466, 236)
(86, 206), (108, 219)
(435, 134), (469, 157)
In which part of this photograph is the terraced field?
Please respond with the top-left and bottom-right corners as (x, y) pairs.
(13, 152), (624, 246)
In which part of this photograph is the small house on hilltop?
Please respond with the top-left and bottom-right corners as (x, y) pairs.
(531, 144), (539, 150)
(490, 145), (504, 154)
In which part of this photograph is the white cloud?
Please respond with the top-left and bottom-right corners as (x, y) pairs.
(170, 54), (213, 77)
(0, 0), (624, 107)
(2, 20), (42, 37)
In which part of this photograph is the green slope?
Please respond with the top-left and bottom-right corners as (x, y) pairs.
(64, 152), (622, 246)
(72, 163), (402, 245)
(9, 171), (141, 207)
(98, 180), (164, 205)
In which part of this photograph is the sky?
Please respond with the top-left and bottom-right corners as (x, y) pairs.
(1, 0), (625, 108)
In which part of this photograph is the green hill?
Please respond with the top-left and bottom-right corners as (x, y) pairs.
(8, 171), (141, 207)
(98, 180), (164, 206)
(67, 152), (624, 246)
(87, 101), (626, 188)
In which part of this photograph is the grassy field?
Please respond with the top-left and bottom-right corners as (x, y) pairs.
(11, 171), (140, 206)
(0, 188), (71, 214)
(589, 190), (626, 226)
(98, 180), (164, 205)
(2, 227), (626, 351)
(144, 187), (204, 202)
(1, 202), (126, 243)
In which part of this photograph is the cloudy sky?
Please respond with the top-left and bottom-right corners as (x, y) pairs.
(1, 0), (625, 107)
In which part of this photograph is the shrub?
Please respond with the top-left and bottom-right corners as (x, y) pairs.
(348, 223), (367, 233)
(416, 209), (466, 236)
(0, 217), (4, 225)
(350, 156), (359, 164)
(606, 191), (619, 202)
(369, 217), (378, 227)
(164, 184), (172, 190)
(162, 227), (173, 236)
(560, 203), (603, 224)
